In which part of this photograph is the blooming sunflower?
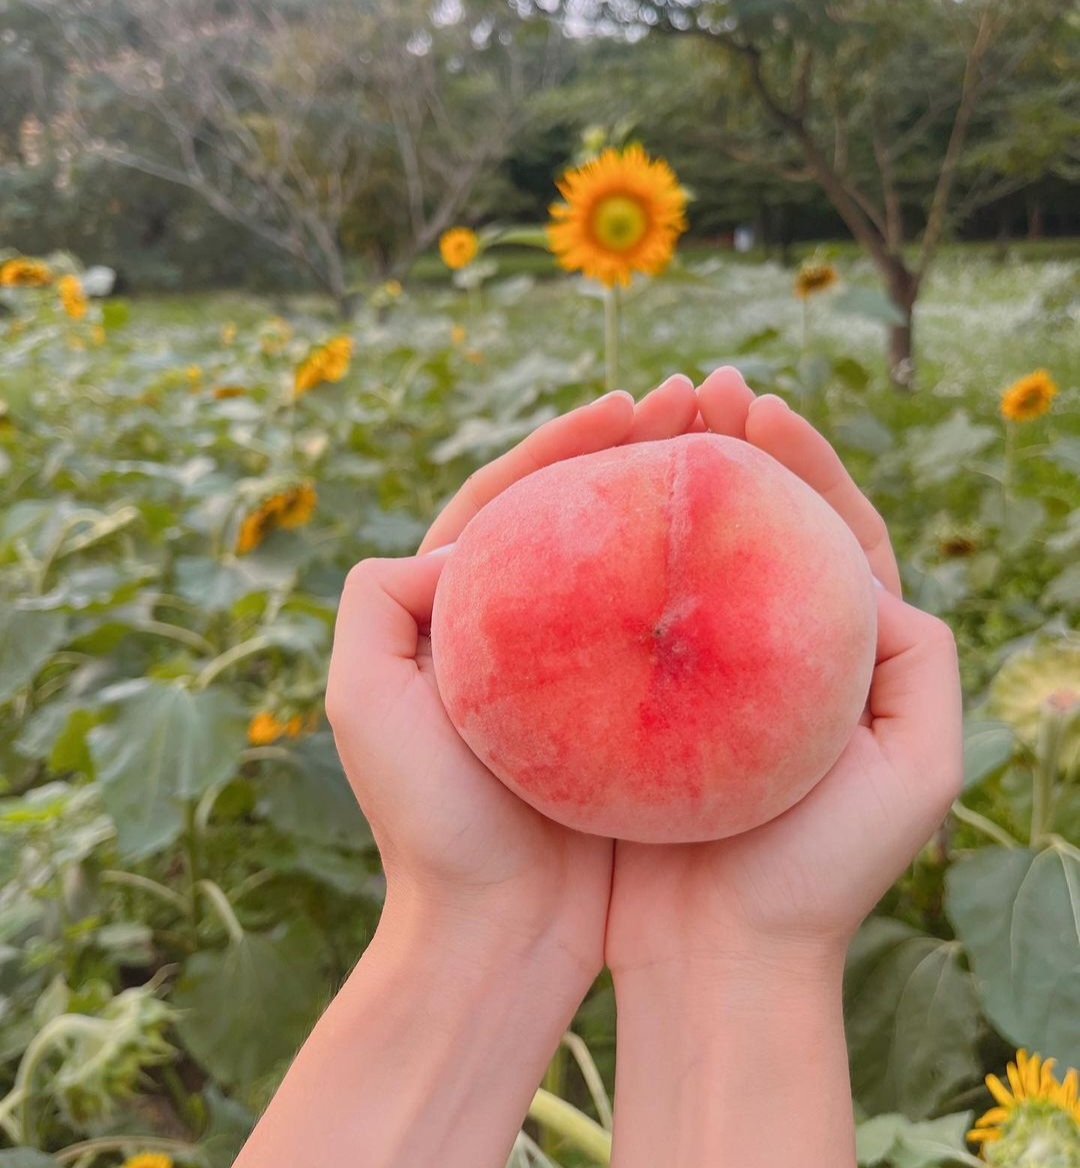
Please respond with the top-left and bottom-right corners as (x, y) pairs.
(968, 1050), (1080, 1165)
(57, 274), (87, 320)
(989, 639), (1080, 776)
(247, 709), (318, 746)
(1000, 369), (1058, 422)
(439, 227), (479, 270)
(235, 482), (317, 554)
(794, 262), (839, 299)
(0, 257), (52, 286)
(547, 144), (687, 287)
(120, 1154), (173, 1168)
(293, 335), (353, 397)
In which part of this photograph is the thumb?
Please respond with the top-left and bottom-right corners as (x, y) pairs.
(325, 545), (454, 735)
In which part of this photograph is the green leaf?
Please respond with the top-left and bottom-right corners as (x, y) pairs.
(857, 1114), (909, 1165)
(735, 325), (780, 353)
(174, 919), (326, 1089)
(0, 1152), (62, 1168)
(20, 563), (157, 612)
(844, 918), (983, 1118)
(198, 1084), (256, 1168)
(1044, 561), (1080, 609)
(831, 285), (908, 326)
(962, 719), (1015, 791)
(832, 356), (872, 391)
(946, 843), (1080, 1067)
(893, 1113), (982, 1168)
(89, 682), (247, 859)
(907, 412), (996, 484)
(0, 607), (68, 705)
(1046, 435), (1080, 474)
(175, 554), (295, 612)
(834, 412), (895, 456)
(856, 1113), (980, 1168)
(257, 733), (372, 849)
(263, 839), (378, 898)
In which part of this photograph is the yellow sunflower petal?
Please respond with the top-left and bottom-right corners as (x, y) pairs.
(1061, 1068), (1078, 1108)
(986, 1073), (1015, 1107)
(973, 1107), (1010, 1127)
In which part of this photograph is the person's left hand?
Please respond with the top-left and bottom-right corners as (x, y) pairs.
(327, 373), (705, 981)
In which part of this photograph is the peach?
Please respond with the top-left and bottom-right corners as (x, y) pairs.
(430, 433), (877, 843)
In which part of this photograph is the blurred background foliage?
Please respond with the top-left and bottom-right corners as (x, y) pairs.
(0, 0), (1078, 1165)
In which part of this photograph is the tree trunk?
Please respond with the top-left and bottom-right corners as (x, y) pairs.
(1027, 195), (1043, 240)
(887, 313), (914, 389)
(884, 264), (919, 389)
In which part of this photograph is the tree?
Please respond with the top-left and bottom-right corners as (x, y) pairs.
(530, 0), (1076, 385)
(30, 0), (560, 310)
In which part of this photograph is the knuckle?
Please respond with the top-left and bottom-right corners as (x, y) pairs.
(342, 556), (386, 594)
(863, 505), (890, 548)
(925, 615), (959, 656)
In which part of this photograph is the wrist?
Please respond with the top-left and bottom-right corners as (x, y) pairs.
(374, 879), (602, 1004)
(237, 876), (598, 1168)
(610, 923), (848, 991)
(610, 942), (854, 1168)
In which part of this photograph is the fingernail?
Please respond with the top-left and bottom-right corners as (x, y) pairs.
(663, 373), (694, 390)
(872, 575), (885, 589)
(748, 393), (788, 412)
(593, 389), (633, 406)
(426, 541), (457, 557)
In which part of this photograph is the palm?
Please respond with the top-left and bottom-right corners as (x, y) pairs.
(377, 632), (609, 898)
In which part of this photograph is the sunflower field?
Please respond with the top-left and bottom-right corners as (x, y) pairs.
(0, 233), (1078, 1168)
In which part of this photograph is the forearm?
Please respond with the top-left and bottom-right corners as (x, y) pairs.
(235, 898), (594, 1168)
(610, 945), (854, 1167)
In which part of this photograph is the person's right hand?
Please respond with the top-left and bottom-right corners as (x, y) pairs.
(605, 370), (964, 975)
(602, 370), (964, 1168)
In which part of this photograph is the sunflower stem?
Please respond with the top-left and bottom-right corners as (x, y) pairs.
(528, 1087), (611, 1164)
(604, 284), (620, 393)
(540, 1042), (567, 1156)
(951, 801), (1021, 850)
(1030, 710), (1064, 845)
(1002, 419), (1014, 527)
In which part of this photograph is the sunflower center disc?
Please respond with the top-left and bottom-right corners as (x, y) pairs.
(592, 196), (648, 251)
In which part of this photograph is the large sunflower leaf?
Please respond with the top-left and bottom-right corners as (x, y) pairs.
(88, 681), (246, 859)
(174, 919), (325, 1090)
(0, 608), (68, 705)
(844, 918), (983, 1118)
(945, 842), (1080, 1067)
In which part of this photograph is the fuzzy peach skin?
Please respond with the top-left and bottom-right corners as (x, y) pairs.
(430, 432), (877, 843)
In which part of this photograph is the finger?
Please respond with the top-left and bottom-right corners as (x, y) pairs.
(418, 390), (636, 553)
(744, 395), (903, 596)
(325, 549), (451, 735)
(622, 373), (699, 443)
(695, 365), (756, 439)
(869, 588), (962, 807)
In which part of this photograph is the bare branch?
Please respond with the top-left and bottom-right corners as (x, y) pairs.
(918, 8), (999, 275)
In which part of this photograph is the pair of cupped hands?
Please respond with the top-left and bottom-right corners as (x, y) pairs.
(325, 367), (963, 991)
